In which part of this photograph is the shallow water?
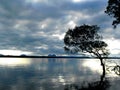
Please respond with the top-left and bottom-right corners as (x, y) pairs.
(0, 58), (119, 90)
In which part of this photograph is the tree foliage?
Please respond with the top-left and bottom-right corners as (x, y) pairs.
(105, 0), (120, 28)
(64, 24), (109, 79)
(64, 24), (109, 58)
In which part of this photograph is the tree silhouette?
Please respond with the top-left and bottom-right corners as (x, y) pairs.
(64, 24), (109, 80)
(104, 0), (120, 75)
(105, 0), (120, 28)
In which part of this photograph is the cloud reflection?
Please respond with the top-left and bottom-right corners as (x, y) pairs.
(0, 58), (31, 67)
(82, 59), (102, 73)
(83, 59), (120, 77)
(0, 58), (119, 89)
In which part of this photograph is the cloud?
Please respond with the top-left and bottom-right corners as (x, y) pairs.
(0, 0), (119, 55)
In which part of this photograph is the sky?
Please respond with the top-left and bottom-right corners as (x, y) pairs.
(0, 0), (120, 56)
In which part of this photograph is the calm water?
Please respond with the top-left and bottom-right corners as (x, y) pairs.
(0, 58), (120, 90)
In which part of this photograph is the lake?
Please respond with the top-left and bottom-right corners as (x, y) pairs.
(0, 58), (120, 90)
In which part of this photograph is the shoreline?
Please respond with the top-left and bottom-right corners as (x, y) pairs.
(0, 55), (120, 59)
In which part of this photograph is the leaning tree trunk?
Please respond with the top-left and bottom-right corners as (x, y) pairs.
(99, 58), (106, 83)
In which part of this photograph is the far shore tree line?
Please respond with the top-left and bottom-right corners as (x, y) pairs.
(63, 0), (120, 80)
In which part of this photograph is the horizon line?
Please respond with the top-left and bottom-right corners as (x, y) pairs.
(0, 55), (120, 59)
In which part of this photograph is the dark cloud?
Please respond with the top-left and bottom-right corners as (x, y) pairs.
(0, 0), (119, 55)
(61, 0), (106, 13)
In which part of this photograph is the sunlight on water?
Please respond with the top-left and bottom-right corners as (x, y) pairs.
(83, 59), (120, 77)
(58, 75), (66, 85)
(83, 59), (102, 73)
(51, 75), (66, 86)
(0, 58), (119, 90)
(0, 58), (31, 67)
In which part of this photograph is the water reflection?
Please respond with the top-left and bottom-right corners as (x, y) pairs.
(64, 78), (110, 90)
(0, 58), (119, 90)
(0, 58), (31, 67)
(82, 59), (102, 73)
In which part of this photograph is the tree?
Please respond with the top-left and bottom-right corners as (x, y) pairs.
(105, 0), (120, 28)
(64, 24), (109, 80)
